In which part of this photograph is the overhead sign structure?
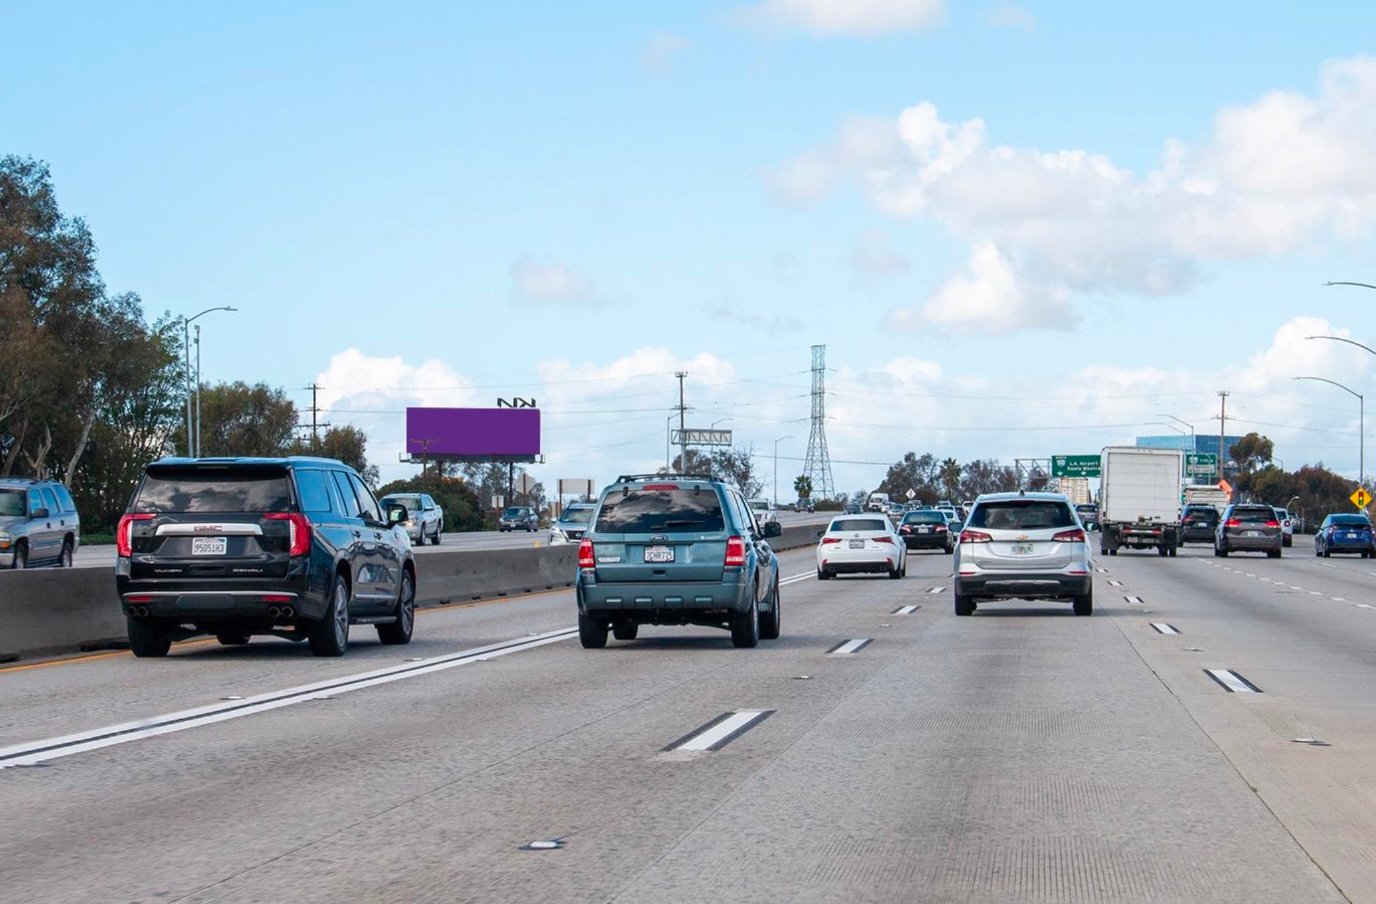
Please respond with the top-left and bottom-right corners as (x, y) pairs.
(1051, 455), (1100, 478)
(1352, 487), (1372, 510)
(672, 429), (733, 447)
(1185, 453), (1217, 476)
(406, 407), (541, 463)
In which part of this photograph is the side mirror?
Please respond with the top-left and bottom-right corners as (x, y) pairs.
(31, 507), (49, 519)
(763, 521), (782, 539)
(385, 502), (407, 525)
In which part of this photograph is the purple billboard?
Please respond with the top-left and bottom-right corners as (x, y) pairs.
(405, 407), (541, 460)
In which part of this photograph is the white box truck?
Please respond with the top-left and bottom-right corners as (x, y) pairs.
(1099, 446), (1184, 557)
(1182, 483), (1231, 515)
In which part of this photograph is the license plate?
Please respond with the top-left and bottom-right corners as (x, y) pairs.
(644, 545), (675, 564)
(849, 539), (865, 549)
(1245, 531), (1260, 537)
(918, 527), (931, 533)
(192, 537), (226, 556)
(1010, 543), (1034, 555)
(1344, 532), (1357, 540)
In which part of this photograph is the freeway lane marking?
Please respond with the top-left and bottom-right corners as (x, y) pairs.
(1124, 595), (1144, 604)
(827, 639), (873, 655)
(892, 605), (920, 615)
(1151, 623), (1181, 635)
(926, 586), (946, 594)
(0, 627), (580, 769)
(1205, 669), (1263, 694)
(665, 710), (774, 752)
(1107, 580), (1123, 587)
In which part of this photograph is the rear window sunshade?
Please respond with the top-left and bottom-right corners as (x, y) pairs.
(133, 468), (292, 513)
(595, 488), (725, 533)
(830, 518), (888, 532)
(968, 501), (1074, 530)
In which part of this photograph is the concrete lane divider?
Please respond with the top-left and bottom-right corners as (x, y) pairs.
(1, 526), (822, 663)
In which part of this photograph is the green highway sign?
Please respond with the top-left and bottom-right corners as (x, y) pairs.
(1185, 453), (1217, 475)
(1051, 455), (1100, 478)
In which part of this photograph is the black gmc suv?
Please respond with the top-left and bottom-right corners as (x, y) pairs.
(115, 457), (416, 657)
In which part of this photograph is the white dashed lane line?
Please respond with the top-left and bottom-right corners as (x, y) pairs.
(1206, 669), (1263, 694)
(665, 710), (774, 752)
(827, 639), (873, 655)
(1151, 623), (1181, 635)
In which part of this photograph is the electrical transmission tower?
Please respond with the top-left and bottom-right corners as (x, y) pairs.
(803, 344), (835, 501)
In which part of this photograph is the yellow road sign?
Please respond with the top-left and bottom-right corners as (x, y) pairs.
(1351, 488), (1372, 509)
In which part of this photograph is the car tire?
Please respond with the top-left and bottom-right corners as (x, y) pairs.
(1157, 543), (1168, 557)
(578, 612), (608, 649)
(127, 617), (171, 658)
(1268, 548), (1281, 559)
(377, 568), (416, 645)
(11, 542), (26, 570)
(57, 539), (73, 568)
(216, 632), (251, 646)
(1283, 536), (1292, 548)
(731, 596), (760, 648)
(1323, 548), (1332, 558)
(431, 527), (442, 546)
(889, 562), (902, 579)
(309, 575), (351, 657)
(1314, 545), (1321, 557)
(759, 576), (781, 641)
(816, 567), (830, 580)
(1072, 587), (1093, 616)
(1168, 544), (1177, 557)
(954, 592), (975, 617)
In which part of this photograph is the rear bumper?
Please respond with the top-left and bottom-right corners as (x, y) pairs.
(901, 534), (950, 550)
(576, 573), (750, 614)
(1181, 526), (1215, 542)
(955, 572), (1091, 600)
(1220, 534), (1281, 551)
(1322, 540), (1372, 554)
(116, 568), (327, 621)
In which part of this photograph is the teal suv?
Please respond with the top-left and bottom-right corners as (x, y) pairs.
(576, 474), (783, 648)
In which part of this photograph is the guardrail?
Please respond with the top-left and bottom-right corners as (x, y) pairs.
(1, 524), (821, 663)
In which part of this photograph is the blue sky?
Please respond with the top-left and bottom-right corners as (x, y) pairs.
(6, 1), (1376, 493)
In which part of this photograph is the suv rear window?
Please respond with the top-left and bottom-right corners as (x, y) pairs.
(133, 468), (292, 513)
(595, 487), (725, 534)
(968, 500), (1074, 530)
(1229, 507), (1276, 523)
(0, 489), (24, 517)
(902, 512), (946, 524)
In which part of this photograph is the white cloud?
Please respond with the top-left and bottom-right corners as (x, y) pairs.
(767, 56), (1376, 335)
(642, 30), (692, 71)
(889, 242), (1073, 335)
(509, 256), (598, 304)
(985, 3), (1035, 29)
(738, 0), (946, 36)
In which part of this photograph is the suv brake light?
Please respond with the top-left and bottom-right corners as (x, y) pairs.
(1225, 518), (1241, 528)
(265, 512), (312, 556)
(116, 513), (155, 557)
(725, 535), (747, 566)
(959, 529), (992, 544)
(578, 538), (595, 569)
(1264, 520), (1279, 528)
(641, 483), (679, 491)
(1052, 528), (1086, 542)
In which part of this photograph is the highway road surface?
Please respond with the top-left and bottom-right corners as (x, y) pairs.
(3, 535), (1372, 902)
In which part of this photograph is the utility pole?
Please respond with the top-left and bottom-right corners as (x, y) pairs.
(1216, 390), (1230, 483)
(676, 371), (688, 472)
(305, 383), (332, 452)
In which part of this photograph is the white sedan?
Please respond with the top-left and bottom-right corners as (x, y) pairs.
(816, 514), (907, 579)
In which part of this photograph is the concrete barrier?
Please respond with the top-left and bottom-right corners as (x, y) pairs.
(0, 527), (824, 663)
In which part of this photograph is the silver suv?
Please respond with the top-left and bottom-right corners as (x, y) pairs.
(953, 491), (1093, 616)
(0, 477), (81, 569)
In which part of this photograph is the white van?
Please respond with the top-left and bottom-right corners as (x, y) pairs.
(867, 492), (890, 512)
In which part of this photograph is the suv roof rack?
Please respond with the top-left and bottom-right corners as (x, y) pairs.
(614, 473), (715, 483)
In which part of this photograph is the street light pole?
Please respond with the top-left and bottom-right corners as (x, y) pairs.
(1155, 413), (1195, 439)
(180, 305), (237, 457)
(773, 435), (793, 507)
(1325, 281), (1376, 292)
(1293, 376), (1364, 488)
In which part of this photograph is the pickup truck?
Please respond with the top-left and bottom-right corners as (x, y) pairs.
(379, 492), (445, 545)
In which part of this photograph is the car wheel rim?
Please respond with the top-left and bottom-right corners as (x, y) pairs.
(400, 575), (414, 633)
(334, 583), (349, 646)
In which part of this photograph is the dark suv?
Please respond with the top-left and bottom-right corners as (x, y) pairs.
(0, 477), (81, 569)
(1180, 504), (1220, 544)
(115, 457), (416, 657)
(498, 506), (538, 532)
(575, 474), (783, 648)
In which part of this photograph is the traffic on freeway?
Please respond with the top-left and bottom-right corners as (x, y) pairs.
(3, 534), (1374, 902)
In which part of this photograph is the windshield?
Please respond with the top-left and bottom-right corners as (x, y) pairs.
(559, 506), (594, 524)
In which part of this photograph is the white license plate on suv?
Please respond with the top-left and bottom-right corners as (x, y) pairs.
(644, 545), (675, 564)
(191, 537), (226, 556)
(1010, 542), (1034, 555)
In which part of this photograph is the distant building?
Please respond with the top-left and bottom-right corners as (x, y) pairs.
(1135, 434), (1246, 482)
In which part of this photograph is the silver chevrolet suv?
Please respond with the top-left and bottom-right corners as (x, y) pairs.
(0, 477), (82, 569)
